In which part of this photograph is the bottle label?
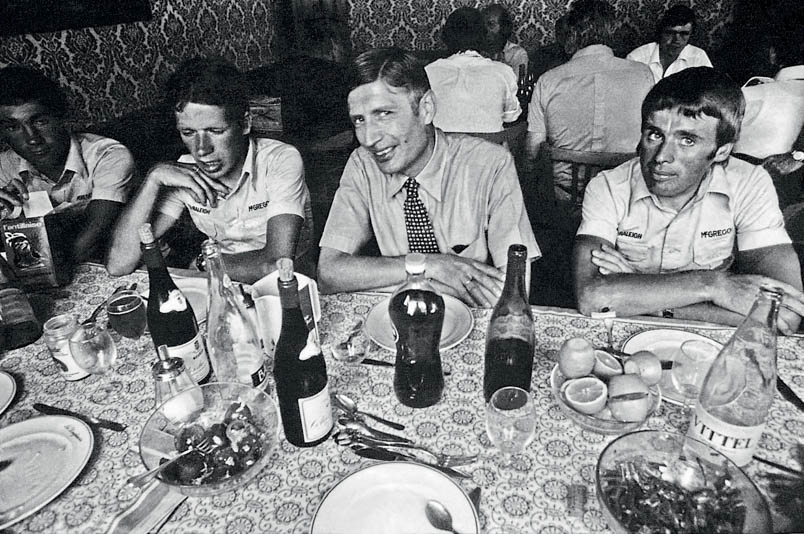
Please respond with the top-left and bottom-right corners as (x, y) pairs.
(47, 340), (90, 381)
(487, 314), (533, 343)
(166, 333), (210, 383)
(687, 406), (764, 466)
(159, 290), (188, 313)
(299, 329), (321, 361)
(298, 385), (333, 442)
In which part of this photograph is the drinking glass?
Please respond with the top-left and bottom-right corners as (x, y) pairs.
(485, 386), (536, 467)
(69, 321), (118, 376)
(106, 289), (147, 339)
(671, 339), (720, 427)
(330, 319), (369, 366)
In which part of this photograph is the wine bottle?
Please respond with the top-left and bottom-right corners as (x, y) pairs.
(484, 244), (534, 402)
(202, 239), (268, 389)
(0, 253), (41, 350)
(390, 253), (445, 408)
(689, 286), (782, 466)
(273, 257), (333, 447)
(139, 223), (211, 384)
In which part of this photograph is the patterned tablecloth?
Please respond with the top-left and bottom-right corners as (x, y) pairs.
(1, 263), (803, 533)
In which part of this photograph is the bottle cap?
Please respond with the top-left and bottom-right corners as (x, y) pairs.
(405, 253), (426, 275)
(277, 258), (294, 281)
(138, 223), (155, 244)
(151, 354), (186, 382)
(200, 239), (218, 256)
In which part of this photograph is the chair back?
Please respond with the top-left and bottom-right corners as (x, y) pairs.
(544, 146), (635, 206)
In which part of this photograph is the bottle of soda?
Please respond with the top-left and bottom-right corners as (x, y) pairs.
(484, 244), (534, 402)
(202, 239), (268, 389)
(689, 285), (782, 466)
(273, 258), (333, 447)
(390, 253), (445, 408)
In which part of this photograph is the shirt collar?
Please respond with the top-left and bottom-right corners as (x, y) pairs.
(178, 137), (255, 200)
(632, 159), (732, 207)
(776, 65), (804, 81)
(387, 128), (444, 202)
(571, 44), (614, 60)
(18, 134), (85, 184)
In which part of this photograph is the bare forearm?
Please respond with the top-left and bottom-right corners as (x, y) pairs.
(220, 250), (277, 285)
(672, 302), (745, 326)
(318, 251), (406, 294)
(106, 179), (162, 275)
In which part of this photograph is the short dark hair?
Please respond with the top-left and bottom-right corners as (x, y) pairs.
(659, 4), (696, 34)
(0, 65), (69, 118)
(563, 0), (616, 56)
(163, 57), (249, 123)
(642, 67), (745, 147)
(483, 4), (513, 42)
(441, 7), (488, 55)
(348, 47), (430, 109)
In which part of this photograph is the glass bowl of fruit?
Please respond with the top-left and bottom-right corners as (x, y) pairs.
(550, 337), (662, 434)
(138, 382), (279, 496)
(596, 430), (771, 534)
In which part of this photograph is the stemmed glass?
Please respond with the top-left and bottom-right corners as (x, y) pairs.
(671, 339), (719, 429)
(69, 321), (118, 396)
(106, 289), (147, 339)
(485, 386), (537, 467)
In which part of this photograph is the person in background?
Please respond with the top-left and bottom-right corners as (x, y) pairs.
(425, 7), (520, 134)
(627, 4), (713, 84)
(318, 47), (539, 308)
(483, 4), (528, 77)
(106, 57), (314, 284)
(574, 67), (804, 334)
(0, 66), (135, 263)
(528, 14), (570, 82)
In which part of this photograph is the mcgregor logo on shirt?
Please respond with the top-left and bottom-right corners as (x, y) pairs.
(617, 230), (643, 239)
(700, 228), (733, 238)
(248, 200), (270, 212)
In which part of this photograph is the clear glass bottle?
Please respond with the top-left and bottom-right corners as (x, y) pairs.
(484, 244), (534, 402)
(689, 286), (782, 466)
(202, 240), (268, 389)
(390, 253), (445, 408)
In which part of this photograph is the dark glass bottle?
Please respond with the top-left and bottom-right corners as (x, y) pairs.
(273, 257), (333, 447)
(484, 244), (534, 402)
(390, 253), (445, 408)
(0, 254), (41, 350)
(139, 224), (210, 384)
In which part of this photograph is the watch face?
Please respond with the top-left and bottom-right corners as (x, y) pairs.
(792, 151), (804, 162)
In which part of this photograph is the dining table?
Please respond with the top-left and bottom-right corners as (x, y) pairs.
(1, 261), (803, 534)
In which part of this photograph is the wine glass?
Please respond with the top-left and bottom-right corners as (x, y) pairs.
(69, 322), (118, 394)
(485, 386), (536, 467)
(330, 319), (370, 365)
(671, 339), (719, 428)
(106, 289), (147, 339)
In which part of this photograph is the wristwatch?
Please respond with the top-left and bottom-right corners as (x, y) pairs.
(661, 308), (674, 319)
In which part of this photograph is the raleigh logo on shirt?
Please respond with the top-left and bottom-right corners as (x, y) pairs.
(189, 204), (211, 215)
(700, 228), (733, 238)
(617, 230), (643, 239)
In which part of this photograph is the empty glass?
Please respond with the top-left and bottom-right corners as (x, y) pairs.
(106, 289), (147, 339)
(485, 386), (536, 467)
(671, 339), (720, 427)
(330, 319), (370, 366)
(69, 321), (118, 376)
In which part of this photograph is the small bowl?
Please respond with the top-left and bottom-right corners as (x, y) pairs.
(138, 382), (279, 496)
(596, 430), (771, 534)
(550, 364), (660, 435)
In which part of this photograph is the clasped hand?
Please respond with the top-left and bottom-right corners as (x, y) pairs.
(423, 254), (505, 308)
(149, 162), (230, 208)
(0, 177), (28, 219)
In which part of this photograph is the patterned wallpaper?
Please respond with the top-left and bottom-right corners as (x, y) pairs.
(0, 0), (734, 127)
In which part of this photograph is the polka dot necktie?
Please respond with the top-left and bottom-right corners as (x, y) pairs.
(403, 177), (440, 254)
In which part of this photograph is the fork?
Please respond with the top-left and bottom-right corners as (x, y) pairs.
(126, 438), (215, 488)
(337, 431), (479, 467)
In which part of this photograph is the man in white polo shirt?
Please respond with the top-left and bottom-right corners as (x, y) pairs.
(574, 67), (804, 334)
(106, 57), (313, 283)
(0, 66), (135, 262)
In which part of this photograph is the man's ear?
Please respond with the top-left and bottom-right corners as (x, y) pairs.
(242, 111), (252, 136)
(713, 142), (733, 164)
(418, 89), (436, 125)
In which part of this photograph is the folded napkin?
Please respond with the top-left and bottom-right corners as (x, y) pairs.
(106, 480), (186, 534)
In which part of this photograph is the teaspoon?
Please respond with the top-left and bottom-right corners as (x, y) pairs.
(334, 393), (405, 431)
(425, 500), (464, 534)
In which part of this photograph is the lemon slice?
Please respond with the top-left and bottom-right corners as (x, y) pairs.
(608, 374), (651, 422)
(563, 376), (607, 415)
(558, 337), (596, 378)
(593, 350), (623, 379)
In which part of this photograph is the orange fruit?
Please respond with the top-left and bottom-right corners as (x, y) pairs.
(607, 374), (651, 422)
(564, 376), (607, 415)
(623, 350), (663, 386)
(558, 337), (596, 378)
(593, 350), (623, 379)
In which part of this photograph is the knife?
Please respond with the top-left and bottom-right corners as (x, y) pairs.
(361, 358), (453, 375)
(351, 445), (471, 479)
(777, 378), (804, 413)
(33, 403), (127, 432)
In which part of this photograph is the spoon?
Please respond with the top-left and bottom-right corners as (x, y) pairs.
(425, 500), (464, 534)
(334, 393), (405, 431)
(335, 319), (364, 353)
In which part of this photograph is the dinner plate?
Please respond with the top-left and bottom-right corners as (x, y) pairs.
(621, 329), (722, 406)
(311, 462), (479, 534)
(0, 371), (16, 416)
(0, 415), (93, 529)
(364, 294), (474, 351)
(142, 277), (208, 325)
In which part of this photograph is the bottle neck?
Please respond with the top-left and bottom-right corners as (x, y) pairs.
(140, 241), (176, 291)
(202, 244), (230, 296)
(747, 287), (782, 333)
(278, 277), (301, 309)
(501, 252), (527, 300)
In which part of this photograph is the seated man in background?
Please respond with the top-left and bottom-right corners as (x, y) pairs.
(106, 57), (314, 284)
(0, 66), (135, 263)
(528, 14), (570, 83)
(425, 7), (520, 134)
(483, 4), (528, 77)
(574, 67), (804, 334)
(318, 48), (539, 308)
(627, 4), (712, 84)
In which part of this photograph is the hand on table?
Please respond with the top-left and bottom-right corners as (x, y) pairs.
(148, 162), (230, 208)
(713, 273), (804, 335)
(424, 254), (505, 308)
(0, 177), (28, 219)
(591, 244), (636, 275)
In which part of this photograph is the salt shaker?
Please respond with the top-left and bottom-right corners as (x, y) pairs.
(152, 345), (203, 419)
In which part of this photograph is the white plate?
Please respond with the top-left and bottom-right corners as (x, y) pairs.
(311, 462), (479, 534)
(0, 415), (93, 529)
(142, 277), (208, 325)
(621, 329), (722, 406)
(365, 294), (474, 352)
(0, 371), (15, 416)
